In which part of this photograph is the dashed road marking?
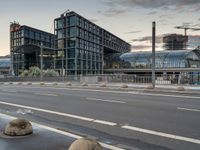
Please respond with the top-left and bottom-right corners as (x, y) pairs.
(122, 125), (200, 145)
(86, 97), (126, 104)
(177, 107), (200, 112)
(93, 120), (117, 126)
(34, 93), (58, 97)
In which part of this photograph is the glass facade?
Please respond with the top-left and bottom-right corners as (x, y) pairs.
(105, 49), (200, 69)
(0, 57), (10, 76)
(10, 23), (55, 76)
(54, 11), (131, 75)
(0, 58), (10, 68)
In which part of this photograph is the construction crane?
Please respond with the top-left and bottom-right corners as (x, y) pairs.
(175, 24), (200, 49)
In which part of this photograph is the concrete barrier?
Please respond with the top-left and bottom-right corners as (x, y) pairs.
(68, 137), (102, 150)
(4, 118), (33, 136)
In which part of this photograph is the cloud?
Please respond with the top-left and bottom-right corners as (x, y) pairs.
(131, 45), (152, 50)
(103, 0), (200, 10)
(99, 7), (128, 17)
(147, 11), (158, 15)
(159, 14), (174, 19)
(89, 19), (99, 23)
(132, 34), (165, 44)
(192, 23), (200, 27)
(124, 30), (142, 34)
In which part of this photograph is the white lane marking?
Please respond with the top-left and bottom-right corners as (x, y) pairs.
(35, 93), (58, 97)
(0, 100), (117, 126)
(177, 107), (200, 112)
(86, 97), (126, 104)
(122, 125), (200, 145)
(0, 113), (124, 150)
(93, 120), (117, 126)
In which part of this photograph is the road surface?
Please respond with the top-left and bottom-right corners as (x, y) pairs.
(0, 84), (199, 150)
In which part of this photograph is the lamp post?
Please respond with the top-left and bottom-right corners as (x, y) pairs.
(40, 43), (43, 81)
(152, 22), (156, 89)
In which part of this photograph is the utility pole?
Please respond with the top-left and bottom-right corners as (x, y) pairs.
(152, 22), (156, 89)
(40, 43), (43, 81)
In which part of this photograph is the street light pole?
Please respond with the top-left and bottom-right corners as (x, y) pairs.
(152, 22), (156, 89)
(40, 43), (43, 81)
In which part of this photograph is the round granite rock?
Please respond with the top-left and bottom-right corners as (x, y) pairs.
(68, 138), (102, 150)
(176, 86), (185, 91)
(121, 84), (128, 88)
(4, 118), (33, 136)
(99, 83), (107, 87)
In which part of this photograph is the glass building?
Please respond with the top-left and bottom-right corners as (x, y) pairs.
(0, 57), (10, 76)
(105, 49), (200, 84)
(54, 11), (131, 76)
(105, 49), (200, 69)
(10, 22), (55, 76)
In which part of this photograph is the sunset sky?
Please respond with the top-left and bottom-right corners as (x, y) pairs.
(1, 0), (200, 56)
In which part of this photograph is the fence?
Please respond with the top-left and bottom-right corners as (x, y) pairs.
(0, 74), (197, 85)
(83, 74), (193, 85)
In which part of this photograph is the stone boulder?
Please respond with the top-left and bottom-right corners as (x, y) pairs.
(66, 82), (72, 86)
(4, 118), (33, 136)
(81, 82), (88, 86)
(99, 83), (107, 87)
(68, 138), (102, 150)
(176, 86), (185, 91)
(121, 84), (128, 88)
(145, 85), (154, 89)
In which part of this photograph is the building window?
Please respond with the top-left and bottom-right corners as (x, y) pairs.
(69, 27), (77, 37)
(58, 40), (64, 49)
(29, 31), (34, 39)
(68, 48), (75, 58)
(68, 59), (75, 69)
(68, 38), (76, 47)
(57, 19), (63, 29)
(57, 30), (63, 39)
(69, 16), (77, 26)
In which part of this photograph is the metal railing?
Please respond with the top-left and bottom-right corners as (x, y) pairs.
(0, 74), (199, 85)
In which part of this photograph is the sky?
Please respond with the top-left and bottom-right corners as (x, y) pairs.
(1, 0), (200, 56)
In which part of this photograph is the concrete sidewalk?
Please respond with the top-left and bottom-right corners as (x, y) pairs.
(0, 113), (75, 150)
(2, 81), (200, 94)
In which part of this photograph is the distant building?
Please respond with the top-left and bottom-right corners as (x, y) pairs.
(104, 48), (200, 84)
(10, 22), (55, 76)
(163, 34), (188, 50)
(0, 56), (10, 77)
(54, 11), (131, 75)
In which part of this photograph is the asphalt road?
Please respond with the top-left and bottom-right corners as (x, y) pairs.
(0, 84), (200, 150)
